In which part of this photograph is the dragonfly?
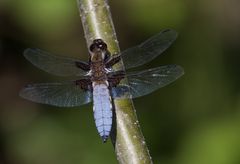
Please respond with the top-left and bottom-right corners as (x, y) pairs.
(20, 29), (184, 142)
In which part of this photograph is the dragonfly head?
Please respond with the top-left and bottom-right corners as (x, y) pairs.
(89, 39), (108, 62)
(90, 39), (107, 53)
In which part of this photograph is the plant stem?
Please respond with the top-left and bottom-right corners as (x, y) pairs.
(77, 0), (153, 163)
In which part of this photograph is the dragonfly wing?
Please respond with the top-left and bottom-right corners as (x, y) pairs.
(19, 82), (92, 107)
(111, 65), (184, 99)
(24, 48), (90, 76)
(119, 29), (177, 69)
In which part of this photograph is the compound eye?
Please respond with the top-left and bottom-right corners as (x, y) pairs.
(89, 44), (96, 52)
(89, 39), (107, 52)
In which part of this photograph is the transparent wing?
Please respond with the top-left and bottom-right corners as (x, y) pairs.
(111, 65), (184, 99)
(24, 48), (89, 76)
(119, 29), (177, 69)
(19, 82), (92, 107)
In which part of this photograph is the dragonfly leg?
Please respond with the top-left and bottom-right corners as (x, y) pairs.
(105, 55), (121, 68)
(104, 50), (111, 62)
(75, 61), (90, 71)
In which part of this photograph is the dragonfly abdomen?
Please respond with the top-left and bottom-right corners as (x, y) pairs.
(92, 82), (112, 142)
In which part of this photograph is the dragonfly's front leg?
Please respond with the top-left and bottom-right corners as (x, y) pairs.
(105, 55), (121, 68)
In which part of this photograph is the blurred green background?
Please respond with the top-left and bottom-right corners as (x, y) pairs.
(1, 0), (240, 164)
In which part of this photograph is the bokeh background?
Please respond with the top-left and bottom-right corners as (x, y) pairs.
(1, 0), (240, 164)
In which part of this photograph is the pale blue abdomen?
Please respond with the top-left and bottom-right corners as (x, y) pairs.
(92, 82), (112, 142)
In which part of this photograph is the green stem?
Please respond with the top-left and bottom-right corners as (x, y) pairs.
(77, 0), (153, 163)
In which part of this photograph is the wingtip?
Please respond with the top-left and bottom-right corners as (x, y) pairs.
(172, 65), (185, 77)
(162, 29), (178, 39)
(23, 48), (32, 55)
(23, 48), (40, 56)
(177, 65), (185, 75)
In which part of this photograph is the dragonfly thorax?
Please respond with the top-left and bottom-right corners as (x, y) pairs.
(90, 60), (107, 81)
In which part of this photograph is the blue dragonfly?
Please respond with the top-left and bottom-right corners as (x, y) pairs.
(20, 29), (184, 142)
